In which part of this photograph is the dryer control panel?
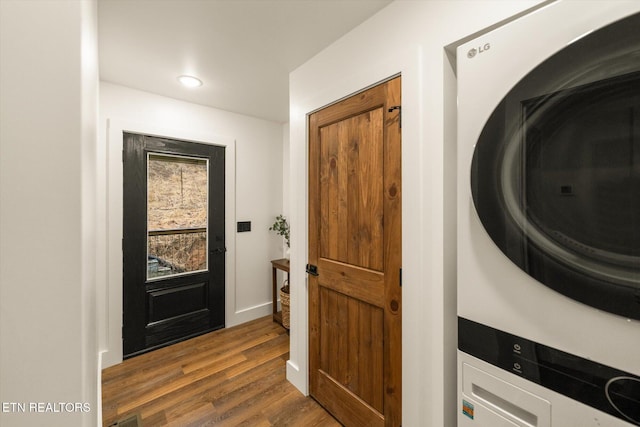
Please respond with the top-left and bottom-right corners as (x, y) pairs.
(459, 318), (640, 425)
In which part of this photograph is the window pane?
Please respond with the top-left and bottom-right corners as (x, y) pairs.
(147, 154), (208, 280)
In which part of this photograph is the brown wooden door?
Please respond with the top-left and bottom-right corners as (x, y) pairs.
(308, 77), (401, 427)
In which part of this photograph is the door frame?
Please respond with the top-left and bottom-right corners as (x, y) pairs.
(287, 49), (421, 404)
(122, 133), (226, 358)
(101, 119), (236, 368)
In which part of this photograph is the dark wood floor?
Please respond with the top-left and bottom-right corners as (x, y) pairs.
(102, 316), (341, 426)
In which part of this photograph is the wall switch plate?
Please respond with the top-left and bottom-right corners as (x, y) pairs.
(237, 221), (251, 232)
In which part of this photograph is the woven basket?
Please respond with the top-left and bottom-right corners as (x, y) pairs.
(280, 288), (290, 330)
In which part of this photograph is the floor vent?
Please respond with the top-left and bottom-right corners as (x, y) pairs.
(109, 413), (142, 427)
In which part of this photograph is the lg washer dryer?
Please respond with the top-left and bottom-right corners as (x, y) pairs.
(457, 1), (640, 426)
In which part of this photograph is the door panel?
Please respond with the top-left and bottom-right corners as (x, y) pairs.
(319, 286), (384, 411)
(147, 282), (208, 322)
(319, 107), (384, 271)
(123, 133), (225, 358)
(309, 76), (401, 427)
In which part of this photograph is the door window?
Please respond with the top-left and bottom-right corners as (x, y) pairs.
(147, 154), (208, 280)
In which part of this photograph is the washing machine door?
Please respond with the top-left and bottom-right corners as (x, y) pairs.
(471, 12), (640, 319)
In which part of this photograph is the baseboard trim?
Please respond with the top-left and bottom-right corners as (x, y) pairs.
(227, 301), (273, 327)
(287, 359), (308, 396)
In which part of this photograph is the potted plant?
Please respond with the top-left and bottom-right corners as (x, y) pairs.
(269, 214), (290, 252)
(270, 215), (291, 329)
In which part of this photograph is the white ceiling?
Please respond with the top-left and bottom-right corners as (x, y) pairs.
(98, 0), (393, 123)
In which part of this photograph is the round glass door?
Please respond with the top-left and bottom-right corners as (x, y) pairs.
(471, 12), (640, 319)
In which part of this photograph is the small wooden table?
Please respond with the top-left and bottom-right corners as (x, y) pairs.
(271, 258), (290, 325)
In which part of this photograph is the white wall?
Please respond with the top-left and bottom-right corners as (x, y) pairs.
(274, 122), (291, 297)
(287, 1), (546, 426)
(282, 122), (290, 218)
(98, 82), (284, 368)
(0, 1), (99, 426)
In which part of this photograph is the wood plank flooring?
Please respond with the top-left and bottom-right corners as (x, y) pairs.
(102, 316), (341, 426)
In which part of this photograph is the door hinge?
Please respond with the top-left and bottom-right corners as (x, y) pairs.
(399, 267), (402, 287)
(306, 264), (319, 276)
(388, 105), (402, 128)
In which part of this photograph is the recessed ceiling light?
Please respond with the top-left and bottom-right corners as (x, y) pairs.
(177, 75), (203, 88)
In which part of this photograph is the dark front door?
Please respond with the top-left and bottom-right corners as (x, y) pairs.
(123, 133), (225, 358)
